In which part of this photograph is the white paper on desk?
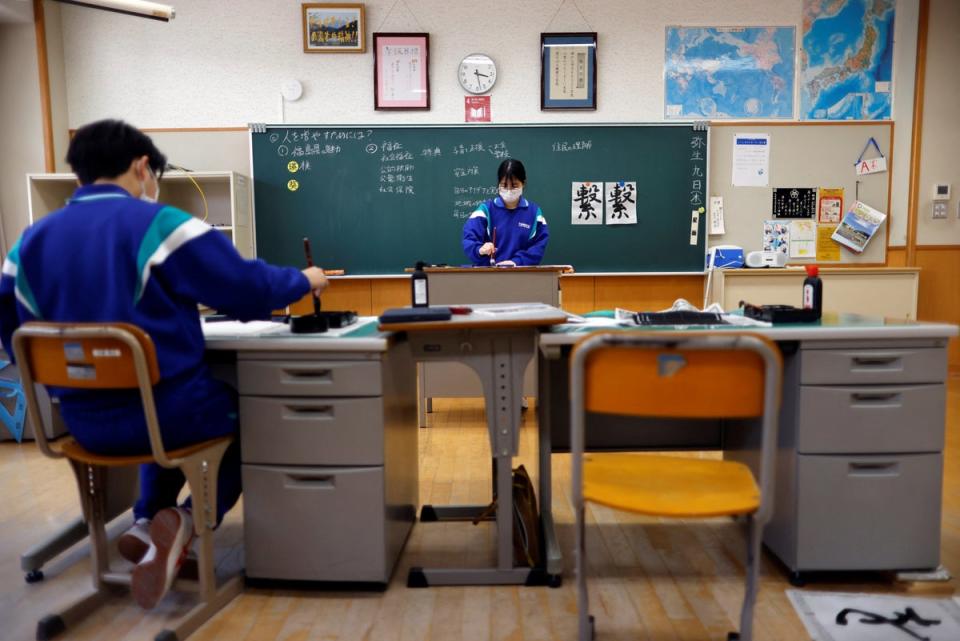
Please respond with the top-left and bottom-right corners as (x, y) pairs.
(471, 303), (555, 316)
(201, 320), (287, 336)
(732, 133), (770, 187)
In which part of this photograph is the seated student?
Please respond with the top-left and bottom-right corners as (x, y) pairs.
(462, 158), (549, 266)
(0, 119), (328, 609)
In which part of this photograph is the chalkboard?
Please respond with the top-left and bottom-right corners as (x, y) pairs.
(250, 124), (708, 274)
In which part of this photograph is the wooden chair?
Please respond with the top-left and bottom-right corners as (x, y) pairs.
(569, 331), (782, 641)
(12, 322), (243, 641)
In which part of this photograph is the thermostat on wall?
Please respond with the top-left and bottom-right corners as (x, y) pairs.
(933, 183), (951, 200)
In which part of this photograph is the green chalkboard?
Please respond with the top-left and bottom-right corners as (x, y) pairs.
(251, 124), (708, 274)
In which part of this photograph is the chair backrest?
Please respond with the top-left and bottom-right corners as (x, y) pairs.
(12, 322), (160, 389)
(579, 333), (777, 419)
(570, 331), (783, 521)
(12, 322), (171, 465)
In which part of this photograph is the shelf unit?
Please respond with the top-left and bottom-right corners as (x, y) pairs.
(25, 171), (254, 258)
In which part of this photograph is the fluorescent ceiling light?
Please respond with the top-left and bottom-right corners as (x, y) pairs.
(51, 0), (175, 21)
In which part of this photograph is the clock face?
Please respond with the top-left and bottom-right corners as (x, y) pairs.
(458, 53), (497, 94)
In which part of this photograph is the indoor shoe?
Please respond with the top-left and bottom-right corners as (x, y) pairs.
(117, 517), (152, 564)
(131, 507), (194, 609)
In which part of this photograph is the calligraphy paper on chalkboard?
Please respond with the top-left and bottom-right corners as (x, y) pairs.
(605, 181), (637, 225)
(571, 181), (603, 225)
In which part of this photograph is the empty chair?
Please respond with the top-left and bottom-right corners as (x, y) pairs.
(569, 331), (782, 640)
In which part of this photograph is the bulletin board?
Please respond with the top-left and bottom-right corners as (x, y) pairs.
(708, 122), (892, 264)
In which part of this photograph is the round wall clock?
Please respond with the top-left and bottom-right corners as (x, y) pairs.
(458, 53), (497, 94)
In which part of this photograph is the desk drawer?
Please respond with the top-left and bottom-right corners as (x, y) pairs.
(240, 397), (383, 465)
(238, 360), (381, 397)
(796, 453), (941, 570)
(797, 385), (945, 454)
(242, 464), (387, 582)
(800, 347), (946, 385)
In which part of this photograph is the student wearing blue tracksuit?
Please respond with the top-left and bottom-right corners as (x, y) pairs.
(0, 120), (328, 609)
(462, 159), (549, 266)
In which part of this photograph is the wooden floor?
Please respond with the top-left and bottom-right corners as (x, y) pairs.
(2, 381), (959, 641)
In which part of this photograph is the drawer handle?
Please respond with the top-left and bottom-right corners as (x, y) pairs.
(283, 405), (334, 418)
(285, 474), (335, 489)
(851, 356), (900, 367)
(848, 461), (900, 477)
(282, 368), (333, 380)
(850, 392), (901, 404)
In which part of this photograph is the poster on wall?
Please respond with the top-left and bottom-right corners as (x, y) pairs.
(665, 26), (795, 119)
(800, 0), (895, 120)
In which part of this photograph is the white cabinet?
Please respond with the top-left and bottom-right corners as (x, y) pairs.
(25, 171), (254, 258)
(705, 267), (920, 320)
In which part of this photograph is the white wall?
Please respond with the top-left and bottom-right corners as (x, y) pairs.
(61, 0), (810, 128)
(916, 0), (960, 245)
(0, 20), (45, 255)
(888, 0), (919, 245)
(0, 0), (31, 24)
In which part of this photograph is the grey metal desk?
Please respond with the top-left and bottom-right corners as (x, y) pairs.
(416, 266), (566, 426)
(205, 319), (418, 585)
(538, 314), (958, 584)
(381, 303), (568, 587)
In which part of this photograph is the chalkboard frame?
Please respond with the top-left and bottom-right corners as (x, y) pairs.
(249, 122), (710, 275)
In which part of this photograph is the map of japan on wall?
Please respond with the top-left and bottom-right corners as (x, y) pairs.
(800, 0), (895, 120)
(664, 26), (796, 119)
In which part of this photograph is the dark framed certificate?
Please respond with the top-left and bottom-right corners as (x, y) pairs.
(540, 32), (597, 110)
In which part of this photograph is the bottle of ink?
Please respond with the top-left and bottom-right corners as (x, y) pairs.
(411, 261), (429, 307)
(802, 264), (822, 319)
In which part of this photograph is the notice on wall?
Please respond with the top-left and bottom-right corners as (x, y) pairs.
(816, 224), (841, 261)
(789, 220), (816, 258)
(733, 133), (770, 186)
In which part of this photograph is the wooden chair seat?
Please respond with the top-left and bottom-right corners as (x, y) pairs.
(583, 453), (760, 518)
(56, 436), (233, 467)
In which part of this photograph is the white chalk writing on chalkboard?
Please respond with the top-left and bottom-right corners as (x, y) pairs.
(553, 140), (593, 152)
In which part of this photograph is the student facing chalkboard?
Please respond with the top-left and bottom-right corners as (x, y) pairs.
(461, 159), (550, 267)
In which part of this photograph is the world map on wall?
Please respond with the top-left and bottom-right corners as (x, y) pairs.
(800, 0), (895, 120)
(664, 26), (796, 119)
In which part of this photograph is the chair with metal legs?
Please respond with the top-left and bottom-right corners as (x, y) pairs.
(13, 322), (243, 641)
(569, 331), (782, 641)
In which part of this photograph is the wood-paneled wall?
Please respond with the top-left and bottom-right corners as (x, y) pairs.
(914, 247), (960, 368)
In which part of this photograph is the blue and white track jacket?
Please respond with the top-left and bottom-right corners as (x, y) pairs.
(461, 196), (549, 266)
(0, 184), (309, 393)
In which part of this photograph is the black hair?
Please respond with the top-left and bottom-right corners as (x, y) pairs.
(66, 119), (167, 185)
(497, 158), (526, 185)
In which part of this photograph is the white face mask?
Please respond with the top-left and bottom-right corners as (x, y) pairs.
(140, 166), (160, 204)
(499, 187), (522, 204)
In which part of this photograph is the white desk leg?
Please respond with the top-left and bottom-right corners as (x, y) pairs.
(406, 328), (551, 587)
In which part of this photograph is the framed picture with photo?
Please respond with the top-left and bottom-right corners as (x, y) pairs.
(541, 32), (597, 110)
(373, 33), (430, 110)
(302, 3), (365, 53)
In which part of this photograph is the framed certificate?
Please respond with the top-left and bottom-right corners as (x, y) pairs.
(373, 33), (430, 110)
(541, 32), (597, 110)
